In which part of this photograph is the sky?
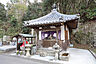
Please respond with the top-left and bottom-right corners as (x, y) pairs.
(0, 0), (42, 6)
(0, 0), (10, 5)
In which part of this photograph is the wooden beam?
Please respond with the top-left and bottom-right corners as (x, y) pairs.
(16, 37), (18, 51)
(35, 29), (39, 49)
(26, 22), (62, 28)
(31, 38), (32, 44)
(66, 20), (78, 29)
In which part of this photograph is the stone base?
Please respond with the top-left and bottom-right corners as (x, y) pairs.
(2, 41), (9, 45)
(59, 50), (69, 61)
(59, 55), (69, 61)
(36, 48), (55, 57)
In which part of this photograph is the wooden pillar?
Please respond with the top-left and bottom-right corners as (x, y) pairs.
(35, 29), (39, 49)
(65, 25), (70, 46)
(66, 25), (69, 40)
(31, 29), (34, 36)
(56, 29), (59, 44)
(61, 23), (65, 42)
(25, 37), (26, 40)
(31, 38), (32, 44)
(65, 25), (70, 40)
(16, 37), (18, 51)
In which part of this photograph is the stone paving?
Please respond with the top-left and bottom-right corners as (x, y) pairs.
(10, 48), (96, 64)
(0, 45), (16, 51)
(0, 47), (96, 64)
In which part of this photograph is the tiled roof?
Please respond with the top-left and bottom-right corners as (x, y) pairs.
(14, 34), (35, 38)
(24, 9), (79, 26)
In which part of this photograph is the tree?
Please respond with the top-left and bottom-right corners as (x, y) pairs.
(23, 1), (43, 21)
(6, 0), (28, 36)
(42, 0), (96, 22)
(2, 0), (95, 37)
(0, 3), (6, 38)
(22, 1), (43, 34)
(42, 0), (77, 14)
(0, 3), (6, 22)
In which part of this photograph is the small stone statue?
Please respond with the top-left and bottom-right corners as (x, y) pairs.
(53, 43), (60, 60)
(53, 43), (60, 50)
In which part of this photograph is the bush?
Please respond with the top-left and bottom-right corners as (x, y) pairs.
(72, 30), (93, 44)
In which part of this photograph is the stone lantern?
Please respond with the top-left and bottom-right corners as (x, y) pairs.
(53, 43), (60, 60)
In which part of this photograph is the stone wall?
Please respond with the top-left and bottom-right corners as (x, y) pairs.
(78, 19), (96, 44)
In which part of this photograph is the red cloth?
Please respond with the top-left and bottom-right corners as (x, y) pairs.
(26, 41), (28, 44)
(20, 41), (28, 47)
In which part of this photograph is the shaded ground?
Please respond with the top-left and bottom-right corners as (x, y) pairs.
(68, 48), (96, 64)
(73, 43), (90, 49)
(91, 48), (96, 53)
(73, 43), (96, 53)
(0, 54), (50, 64)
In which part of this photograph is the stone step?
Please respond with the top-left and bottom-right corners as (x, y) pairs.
(36, 48), (55, 57)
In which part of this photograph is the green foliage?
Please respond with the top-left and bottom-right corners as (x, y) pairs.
(22, 27), (31, 34)
(6, 26), (19, 36)
(7, 0), (27, 21)
(0, 3), (7, 38)
(5, 0), (28, 36)
(42, 0), (69, 14)
(86, 8), (96, 19)
(42, 0), (96, 22)
(0, 30), (3, 38)
(42, 0), (55, 14)
(22, 1), (44, 34)
(0, 3), (6, 22)
(80, 7), (96, 22)
(23, 1), (43, 21)
(73, 30), (93, 44)
(79, 0), (96, 22)
(16, 50), (19, 55)
(8, 16), (17, 26)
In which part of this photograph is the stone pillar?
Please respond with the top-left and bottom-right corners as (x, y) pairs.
(61, 24), (65, 42)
